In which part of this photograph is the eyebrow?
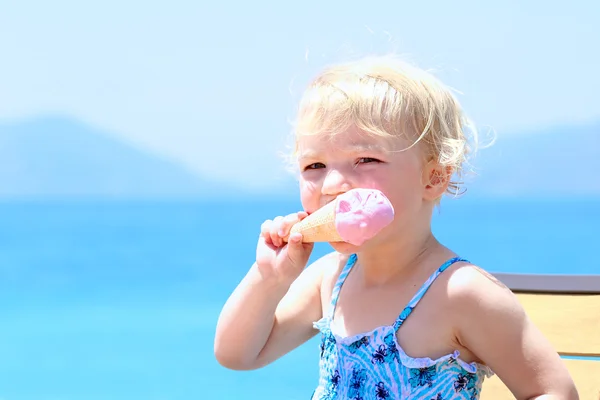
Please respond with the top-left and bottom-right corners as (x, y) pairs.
(298, 143), (388, 160)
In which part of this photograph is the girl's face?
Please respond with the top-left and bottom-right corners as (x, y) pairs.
(296, 125), (441, 251)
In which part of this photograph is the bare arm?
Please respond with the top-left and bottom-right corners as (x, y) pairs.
(450, 266), (579, 400)
(255, 252), (338, 367)
(214, 245), (336, 370)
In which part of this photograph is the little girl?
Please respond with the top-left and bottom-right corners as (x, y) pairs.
(214, 55), (578, 399)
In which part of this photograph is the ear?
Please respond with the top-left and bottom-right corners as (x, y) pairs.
(422, 160), (452, 201)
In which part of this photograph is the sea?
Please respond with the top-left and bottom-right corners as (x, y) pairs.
(0, 197), (598, 400)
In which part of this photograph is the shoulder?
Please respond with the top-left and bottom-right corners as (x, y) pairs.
(444, 262), (515, 304)
(443, 261), (528, 339)
(277, 252), (343, 315)
(442, 263), (579, 398)
(305, 250), (346, 272)
(292, 250), (342, 285)
(305, 251), (348, 295)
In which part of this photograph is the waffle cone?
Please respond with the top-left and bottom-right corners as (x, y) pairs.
(289, 201), (343, 243)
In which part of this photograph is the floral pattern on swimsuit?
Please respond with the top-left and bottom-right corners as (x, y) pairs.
(311, 255), (494, 400)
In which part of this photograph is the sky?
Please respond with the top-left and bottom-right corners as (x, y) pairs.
(0, 0), (599, 191)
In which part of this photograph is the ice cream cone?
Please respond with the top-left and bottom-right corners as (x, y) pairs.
(283, 188), (395, 245)
(288, 200), (343, 243)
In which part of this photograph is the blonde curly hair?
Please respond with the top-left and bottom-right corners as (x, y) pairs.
(289, 55), (479, 198)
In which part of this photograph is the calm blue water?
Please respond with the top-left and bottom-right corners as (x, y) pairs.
(0, 198), (598, 399)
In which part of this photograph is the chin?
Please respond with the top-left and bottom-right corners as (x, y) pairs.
(328, 232), (390, 255)
(328, 241), (362, 255)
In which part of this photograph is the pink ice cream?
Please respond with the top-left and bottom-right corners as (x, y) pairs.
(334, 188), (395, 246)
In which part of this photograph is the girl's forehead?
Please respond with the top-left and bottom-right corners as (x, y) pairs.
(296, 128), (412, 154)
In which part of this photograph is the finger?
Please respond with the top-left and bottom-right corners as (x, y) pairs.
(281, 211), (309, 243)
(270, 216), (284, 247)
(260, 220), (274, 247)
(279, 213), (301, 239)
(286, 232), (314, 266)
(257, 234), (277, 252)
(297, 211), (309, 220)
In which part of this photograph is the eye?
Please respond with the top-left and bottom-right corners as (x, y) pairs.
(357, 157), (381, 164)
(303, 162), (326, 171)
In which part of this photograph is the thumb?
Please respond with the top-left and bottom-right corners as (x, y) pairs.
(286, 232), (314, 266)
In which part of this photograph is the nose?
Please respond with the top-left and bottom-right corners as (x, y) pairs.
(322, 168), (352, 196)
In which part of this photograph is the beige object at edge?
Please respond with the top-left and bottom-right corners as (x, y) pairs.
(287, 200), (343, 243)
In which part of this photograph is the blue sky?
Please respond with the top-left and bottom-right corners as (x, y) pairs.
(0, 0), (598, 190)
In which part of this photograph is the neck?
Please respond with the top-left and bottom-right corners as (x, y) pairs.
(354, 220), (451, 287)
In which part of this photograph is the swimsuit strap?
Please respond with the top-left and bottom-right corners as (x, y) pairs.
(393, 257), (469, 332)
(327, 254), (358, 320)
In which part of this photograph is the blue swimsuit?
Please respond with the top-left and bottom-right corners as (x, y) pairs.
(311, 254), (493, 400)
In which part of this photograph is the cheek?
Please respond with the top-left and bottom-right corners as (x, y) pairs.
(385, 181), (425, 223)
(388, 194), (413, 219)
(376, 178), (422, 216)
(299, 178), (320, 212)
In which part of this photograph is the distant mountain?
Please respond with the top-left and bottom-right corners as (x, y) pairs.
(462, 121), (599, 198)
(0, 116), (230, 199)
(1, 115), (597, 200)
